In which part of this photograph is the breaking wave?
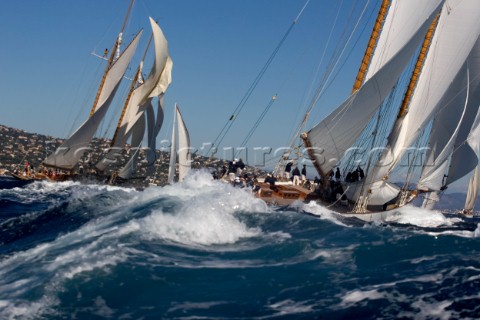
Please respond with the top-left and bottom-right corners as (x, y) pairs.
(0, 170), (479, 319)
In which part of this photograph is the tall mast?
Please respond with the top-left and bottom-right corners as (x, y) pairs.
(368, 11), (440, 186)
(396, 13), (440, 118)
(302, 0), (391, 181)
(89, 0), (136, 118)
(351, 0), (390, 93)
(110, 32), (154, 147)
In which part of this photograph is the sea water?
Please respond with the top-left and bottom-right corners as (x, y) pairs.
(0, 170), (479, 319)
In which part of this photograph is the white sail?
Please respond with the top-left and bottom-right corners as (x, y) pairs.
(44, 31), (142, 170)
(166, 104), (191, 183)
(96, 18), (171, 172)
(176, 104), (191, 182)
(372, 0), (480, 183)
(122, 20), (170, 135)
(167, 107), (177, 184)
(145, 102), (156, 175)
(303, 0), (443, 177)
(464, 166), (479, 213)
(145, 96), (166, 175)
(364, 0), (443, 82)
(117, 113), (146, 179)
(417, 66), (470, 191)
(421, 190), (441, 210)
(446, 41), (480, 185)
(420, 34), (480, 191)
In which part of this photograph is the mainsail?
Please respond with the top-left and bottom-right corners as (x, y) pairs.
(444, 37), (480, 188)
(176, 105), (191, 182)
(371, 0), (480, 184)
(464, 166), (479, 214)
(43, 31), (142, 170)
(302, 0), (443, 180)
(117, 112), (146, 179)
(167, 107), (177, 184)
(145, 98), (165, 176)
(167, 104), (191, 183)
(96, 18), (172, 173)
(418, 36), (480, 208)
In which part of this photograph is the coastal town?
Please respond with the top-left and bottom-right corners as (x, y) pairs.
(0, 124), (265, 189)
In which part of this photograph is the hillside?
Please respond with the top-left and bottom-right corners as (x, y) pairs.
(0, 124), (264, 188)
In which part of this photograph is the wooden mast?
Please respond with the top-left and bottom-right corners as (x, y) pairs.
(88, 0), (136, 118)
(396, 13), (440, 118)
(110, 32), (154, 147)
(371, 13), (440, 186)
(351, 0), (390, 93)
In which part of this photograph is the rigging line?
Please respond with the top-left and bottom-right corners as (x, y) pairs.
(286, 0), (372, 150)
(286, 0), (344, 144)
(309, 0), (371, 112)
(207, 0), (311, 156)
(275, 1), (348, 175)
(312, 0), (366, 97)
(308, 1), (378, 124)
(213, 23), (293, 152)
(237, 95), (278, 151)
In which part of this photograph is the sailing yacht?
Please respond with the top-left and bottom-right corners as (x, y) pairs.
(459, 167), (479, 217)
(167, 104), (191, 184)
(41, 1), (172, 185)
(286, 0), (480, 214)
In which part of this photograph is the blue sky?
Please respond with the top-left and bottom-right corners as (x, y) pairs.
(0, 0), (376, 156)
(1, 0), (469, 192)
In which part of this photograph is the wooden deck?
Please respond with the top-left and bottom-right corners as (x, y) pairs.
(256, 182), (313, 206)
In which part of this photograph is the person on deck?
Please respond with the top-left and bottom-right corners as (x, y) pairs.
(351, 170), (358, 182)
(265, 173), (278, 192)
(335, 168), (341, 181)
(301, 165), (307, 186)
(357, 166), (365, 180)
(292, 166), (301, 186)
(314, 176), (321, 191)
(233, 176), (243, 188)
(236, 158), (246, 175)
(345, 172), (352, 183)
(228, 160), (236, 182)
(284, 161), (293, 180)
(221, 164), (227, 178)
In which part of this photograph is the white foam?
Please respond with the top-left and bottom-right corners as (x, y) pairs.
(340, 289), (384, 306)
(301, 201), (350, 226)
(474, 223), (480, 238)
(382, 205), (461, 227)
(302, 201), (469, 232)
(406, 298), (453, 320)
(268, 299), (314, 315)
(139, 170), (269, 246)
(310, 245), (357, 265)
